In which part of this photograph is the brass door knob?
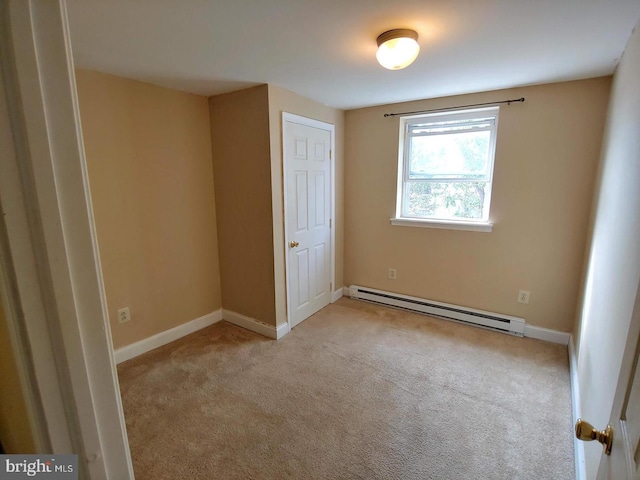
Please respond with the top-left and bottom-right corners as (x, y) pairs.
(575, 418), (613, 455)
(289, 241), (299, 248)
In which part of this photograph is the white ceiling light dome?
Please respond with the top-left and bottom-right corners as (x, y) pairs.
(376, 29), (420, 70)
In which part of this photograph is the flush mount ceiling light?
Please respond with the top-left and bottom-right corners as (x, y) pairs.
(376, 29), (420, 70)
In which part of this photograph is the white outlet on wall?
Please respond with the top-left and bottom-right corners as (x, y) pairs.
(517, 290), (530, 304)
(388, 268), (397, 280)
(118, 307), (131, 323)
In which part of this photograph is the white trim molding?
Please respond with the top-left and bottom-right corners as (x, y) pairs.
(115, 309), (293, 362)
(0, 2), (133, 477)
(569, 335), (586, 480)
(523, 324), (571, 345)
(331, 287), (344, 303)
(391, 217), (493, 233)
(114, 310), (223, 364)
(223, 309), (290, 340)
(276, 322), (291, 340)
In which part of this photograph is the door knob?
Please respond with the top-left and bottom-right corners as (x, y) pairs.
(289, 241), (299, 248)
(575, 418), (613, 455)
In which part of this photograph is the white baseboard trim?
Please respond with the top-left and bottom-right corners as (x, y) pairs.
(114, 309), (223, 364)
(331, 287), (344, 303)
(569, 335), (586, 480)
(276, 322), (290, 340)
(223, 309), (289, 340)
(523, 324), (571, 345)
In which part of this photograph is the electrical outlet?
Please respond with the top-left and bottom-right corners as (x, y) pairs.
(388, 268), (397, 280)
(517, 290), (530, 304)
(118, 307), (131, 323)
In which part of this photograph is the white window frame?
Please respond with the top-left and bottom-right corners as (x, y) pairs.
(391, 107), (499, 232)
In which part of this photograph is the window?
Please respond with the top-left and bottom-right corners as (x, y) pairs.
(392, 107), (499, 232)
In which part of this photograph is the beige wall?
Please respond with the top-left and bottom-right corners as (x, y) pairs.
(345, 78), (611, 332)
(209, 86), (277, 324)
(0, 295), (35, 453)
(76, 70), (221, 349)
(574, 23), (640, 478)
(267, 85), (345, 326)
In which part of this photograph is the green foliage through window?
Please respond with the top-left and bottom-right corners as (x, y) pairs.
(406, 181), (486, 220)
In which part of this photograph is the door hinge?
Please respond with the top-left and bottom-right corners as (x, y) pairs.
(329, 219), (332, 228)
(329, 150), (332, 160)
(330, 282), (333, 291)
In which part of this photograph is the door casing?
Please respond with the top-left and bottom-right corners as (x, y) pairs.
(0, 1), (133, 477)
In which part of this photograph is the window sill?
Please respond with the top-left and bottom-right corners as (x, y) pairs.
(390, 217), (493, 232)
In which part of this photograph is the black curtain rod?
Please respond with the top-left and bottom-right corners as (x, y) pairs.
(383, 97), (525, 118)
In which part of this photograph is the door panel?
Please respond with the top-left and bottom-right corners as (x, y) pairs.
(624, 350), (640, 474)
(314, 173), (325, 226)
(295, 249), (309, 307)
(314, 243), (327, 298)
(284, 118), (332, 328)
(295, 172), (308, 231)
(600, 284), (640, 479)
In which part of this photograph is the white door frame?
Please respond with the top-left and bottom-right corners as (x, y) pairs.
(0, 1), (133, 478)
(282, 113), (336, 329)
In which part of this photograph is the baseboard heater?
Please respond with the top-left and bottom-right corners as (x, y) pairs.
(349, 285), (525, 337)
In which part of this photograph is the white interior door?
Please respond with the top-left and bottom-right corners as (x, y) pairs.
(283, 115), (332, 328)
(599, 283), (640, 480)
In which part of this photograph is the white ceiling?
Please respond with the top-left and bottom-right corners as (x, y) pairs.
(66, 0), (640, 110)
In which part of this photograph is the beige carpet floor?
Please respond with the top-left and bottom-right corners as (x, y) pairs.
(117, 298), (575, 479)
